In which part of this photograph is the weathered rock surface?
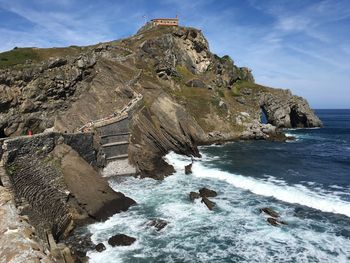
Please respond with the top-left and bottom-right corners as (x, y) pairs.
(0, 25), (322, 179)
(108, 234), (136, 247)
(2, 132), (135, 245)
(189, 191), (200, 201)
(201, 196), (215, 210)
(185, 163), (192, 174)
(0, 184), (53, 263)
(95, 243), (106, 252)
(146, 219), (168, 231)
(129, 94), (206, 179)
(260, 207), (280, 218)
(199, 187), (218, 198)
(0, 23), (322, 260)
(260, 90), (322, 128)
(267, 217), (288, 227)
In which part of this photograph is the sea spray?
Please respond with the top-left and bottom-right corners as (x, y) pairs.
(87, 150), (350, 262)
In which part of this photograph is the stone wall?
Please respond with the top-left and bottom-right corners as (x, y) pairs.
(0, 131), (136, 259)
(4, 132), (97, 167)
(1, 132), (97, 240)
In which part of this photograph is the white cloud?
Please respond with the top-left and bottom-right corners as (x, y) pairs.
(0, 0), (349, 108)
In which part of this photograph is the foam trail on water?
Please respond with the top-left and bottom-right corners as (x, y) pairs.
(166, 152), (350, 218)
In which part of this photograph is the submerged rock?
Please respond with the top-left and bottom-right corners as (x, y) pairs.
(95, 243), (106, 252)
(185, 163), (192, 174)
(189, 191), (200, 201)
(147, 219), (168, 231)
(260, 207), (279, 218)
(267, 217), (288, 227)
(199, 187), (217, 198)
(108, 234), (136, 247)
(201, 197), (215, 210)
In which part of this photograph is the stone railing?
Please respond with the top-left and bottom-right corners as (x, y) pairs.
(78, 70), (143, 133)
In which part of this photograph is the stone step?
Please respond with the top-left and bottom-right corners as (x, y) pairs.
(102, 141), (129, 147)
(101, 134), (130, 145)
(100, 132), (130, 139)
(106, 154), (129, 161)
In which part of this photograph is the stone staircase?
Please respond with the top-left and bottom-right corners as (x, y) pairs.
(77, 69), (144, 177)
(96, 114), (130, 162)
(95, 114), (136, 176)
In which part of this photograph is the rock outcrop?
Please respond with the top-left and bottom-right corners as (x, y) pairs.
(95, 243), (106, 252)
(108, 234), (136, 247)
(201, 197), (216, 210)
(0, 23), (322, 261)
(260, 207), (279, 218)
(146, 219), (168, 231)
(1, 132), (135, 249)
(0, 184), (53, 263)
(129, 94), (206, 179)
(0, 25), (322, 178)
(199, 187), (218, 198)
(260, 90), (322, 128)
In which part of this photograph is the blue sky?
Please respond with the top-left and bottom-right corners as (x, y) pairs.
(0, 0), (349, 108)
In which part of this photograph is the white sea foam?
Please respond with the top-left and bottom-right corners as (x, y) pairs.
(87, 151), (350, 262)
(166, 152), (350, 218)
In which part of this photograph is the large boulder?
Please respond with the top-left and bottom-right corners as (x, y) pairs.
(146, 219), (168, 231)
(267, 217), (288, 227)
(260, 90), (322, 128)
(185, 163), (192, 174)
(108, 234), (136, 247)
(260, 207), (279, 218)
(201, 197), (215, 210)
(95, 243), (106, 252)
(199, 187), (217, 198)
(189, 191), (200, 201)
(186, 79), (206, 88)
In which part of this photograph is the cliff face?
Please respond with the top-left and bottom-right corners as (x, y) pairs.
(2, 133), (135, 244)
(0, 24), (322, 178)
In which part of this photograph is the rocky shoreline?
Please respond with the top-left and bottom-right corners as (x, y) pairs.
(0, 23), (322, 262)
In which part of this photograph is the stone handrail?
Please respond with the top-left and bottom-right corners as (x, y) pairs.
(78, 69), (143, 132)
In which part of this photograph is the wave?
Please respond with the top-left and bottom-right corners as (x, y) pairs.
(165, 152), (350, 218)
(285, 127), (321, 131)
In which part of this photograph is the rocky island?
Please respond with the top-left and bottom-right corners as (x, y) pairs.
(0, 22), (322, 262)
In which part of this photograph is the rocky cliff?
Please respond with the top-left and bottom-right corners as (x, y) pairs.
(0, 24), (322, 178)
(0, 22), (323, 262)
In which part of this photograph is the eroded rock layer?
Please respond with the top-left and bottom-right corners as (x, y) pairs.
(0, 25), (322, 176)
(2, 132), (135, 242)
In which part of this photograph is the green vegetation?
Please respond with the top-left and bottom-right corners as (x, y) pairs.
(175, 65), (194, 81)
(6, 163), (19, 176)
(0, 46), (84, 69)
(214, 54), (233, 65)
(217, 89), (225, 98)
(0, 48), (39, 68)
(170, 84), (213, 130)
(231, 85), (241, 96)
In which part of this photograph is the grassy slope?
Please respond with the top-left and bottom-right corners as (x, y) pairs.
(0, 46), (86, 69)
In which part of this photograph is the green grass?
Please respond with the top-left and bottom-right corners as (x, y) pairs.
(0, 48), (39, 68)
(0, 46), (84, 69)
(231, 85), (241, 96)
(217, 89), (225, 98)
(175, 65), (195, 81)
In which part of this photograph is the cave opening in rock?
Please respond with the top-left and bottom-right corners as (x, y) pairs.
(260, 107), (268, 124)
(0, 128), (7, 138)
(290, 107), (307, 128)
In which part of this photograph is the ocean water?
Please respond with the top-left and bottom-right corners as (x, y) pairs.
(87, 109), (350, 263)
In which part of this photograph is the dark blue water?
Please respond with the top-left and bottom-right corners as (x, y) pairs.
(88, 109), (350, 263)
(203, 109), (350, 202)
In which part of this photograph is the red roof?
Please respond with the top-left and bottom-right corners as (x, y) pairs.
(151, 18), (178, 21)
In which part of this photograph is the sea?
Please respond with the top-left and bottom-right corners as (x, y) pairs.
(87, 109), (350, 263)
